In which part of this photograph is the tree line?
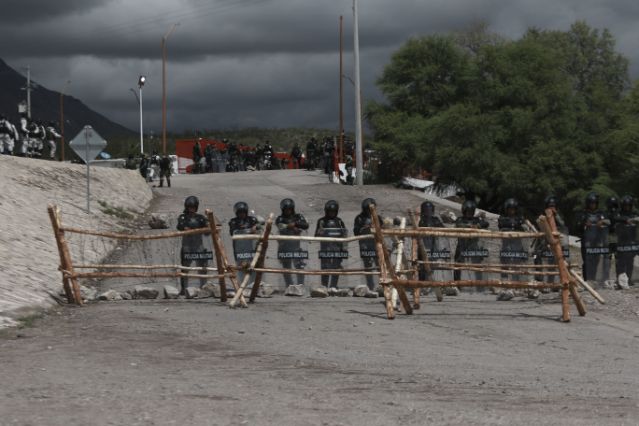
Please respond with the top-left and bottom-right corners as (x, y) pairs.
(367, 21), (639, 226)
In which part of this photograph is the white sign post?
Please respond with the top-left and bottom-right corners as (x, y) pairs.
(69, 126), (107, 214)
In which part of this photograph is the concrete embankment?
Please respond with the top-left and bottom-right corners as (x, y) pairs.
(0, 156), (152, 327)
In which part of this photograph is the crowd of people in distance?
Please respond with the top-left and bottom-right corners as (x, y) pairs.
(188, 135), (356, 180)
(0, 113), (61, 159)
(173, 192), (638, 299)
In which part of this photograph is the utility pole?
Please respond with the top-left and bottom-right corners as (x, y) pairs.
(22, 66), (32, 119)
(60, 80), (71, 161)
(353, 0), (364, 186)
(339, 15), (344, 164)
(162, 23), (179, 156)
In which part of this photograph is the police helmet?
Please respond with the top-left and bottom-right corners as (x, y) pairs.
(504, 198), (518, 211)
(280, 198), (295, 212)
(184, 195), (199, 210)
(420, 201), (435, 216)
(585, 192), (599, 207)
(544, 195), (557, 208)
(606, 196), (619, 210)
(361, 198), (376, 213)
(461, 200), (476, 216)
(234, 201), (249, 215)
(620, 195), (634, 209)
(325, 200), (339, 214)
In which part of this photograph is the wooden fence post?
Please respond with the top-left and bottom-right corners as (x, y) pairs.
(47, 205), (82, 305)
(545, 208), (586, 317)
(537, 214), (572, 321)
(248, 215), (274, 303)
(370, 205), (413, 318)
(205, 210), (228, 302)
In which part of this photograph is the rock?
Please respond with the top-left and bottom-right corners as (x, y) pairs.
(98, 289), (122, 301)
(256, 283), (274, 298)
(133, 285), (159, 300)
(120, 291), (133, 300)
(80, 286), (98, 301)
(527, 289), (541, 299)
(310, 287), (329, 298)
(148, 213), (169, 229)
(163, 285), (180, 299)
(617, 273), (630, 290)
(364, 291), (378, 298)
(185, 287), (199, 299)
(443, 286), (459, 296)
(352, 285), (370, 297)
(336, 288), (351, 297)
(198, 284), (216, 299)
(497, 290), (515, 301)
(285, 285), (305, 297)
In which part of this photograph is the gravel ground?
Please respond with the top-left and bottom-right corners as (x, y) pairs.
(1, 169), (638, 426)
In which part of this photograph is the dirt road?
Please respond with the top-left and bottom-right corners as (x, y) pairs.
(2, 169), (638, 426)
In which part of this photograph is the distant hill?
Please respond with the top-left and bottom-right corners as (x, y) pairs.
(0, 58), (135, 157)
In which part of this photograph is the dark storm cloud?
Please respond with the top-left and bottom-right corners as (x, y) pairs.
(2, 0), (639, 132)
(0, 0), (113, 24)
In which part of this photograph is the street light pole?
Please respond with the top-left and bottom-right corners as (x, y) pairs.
(353, 0), (364, 186)
(138, 75), (146, 154)
(162, 23), (179, 156)
(60, 80), (71, 161)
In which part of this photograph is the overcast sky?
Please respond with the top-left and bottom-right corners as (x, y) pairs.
(2, 0), (639, 133)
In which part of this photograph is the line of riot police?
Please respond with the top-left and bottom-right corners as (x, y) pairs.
(0, 113), (61, 159)
(173, 192), (638, 297)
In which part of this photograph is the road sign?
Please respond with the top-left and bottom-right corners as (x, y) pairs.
(69, 126), (107, 164)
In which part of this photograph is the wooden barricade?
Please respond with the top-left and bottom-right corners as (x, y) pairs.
(47, 204), (236, 304)
(371, 205), (587, 321)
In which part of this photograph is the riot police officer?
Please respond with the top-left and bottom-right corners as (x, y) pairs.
(176, 196), (209, 295)
(306, 138), (317, 170)
(454, 200), (490, 286)
(606, 196), (621, 280)
(276, 198), (309, 287)
(315, 200), (348, 289)
(417, 201), (446, 281)
(497, 198), (527, 279)
(159, 154), (172, 187)
(46, 121), (61, 160)
(614, 195), (638, 286)
(577, 192), (610, 284)
(229, 201), (260, 288)
(354, 198), (383, 290)
(0, 115), (15, 155)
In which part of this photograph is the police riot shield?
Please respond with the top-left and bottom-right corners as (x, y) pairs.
(358, 217), (377, 260)
(277, 228), (309, 263)
(582, 223), (609, 282)
(499, 238), (528, 282)
(615, 222), (638, 278)
(423, 234), (453, 282)
(455, 236), (489, 282)
(232, 228), (257, 265)
(318, 227), (348, 261)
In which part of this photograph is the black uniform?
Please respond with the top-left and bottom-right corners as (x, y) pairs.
(576, 200), (610, 282)
(159, 156), (172, 187)
(454, 214), (489, 284)
(177, 210), (209, 294)
(315, 216), (348, 288)
(354, 211), (383, 290)
(614, 198), (638, 283)
(417, 211), (445, 281)
(306, 138), (317, 170)
(497, 214), (527, 281)
(276, 209), (309, 286)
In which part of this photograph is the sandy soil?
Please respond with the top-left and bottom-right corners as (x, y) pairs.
(0, 156), (152, 327)
(1, 169), (638, 426)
